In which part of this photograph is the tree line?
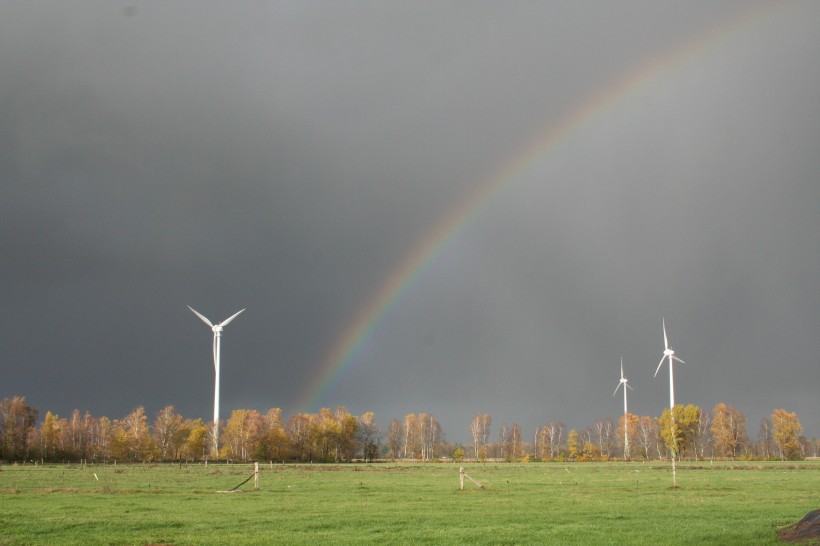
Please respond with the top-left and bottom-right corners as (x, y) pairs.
(0, 395), (813, 463)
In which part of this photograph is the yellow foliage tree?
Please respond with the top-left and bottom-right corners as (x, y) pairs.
(39, 411), (62, 461)
(657, 404), (701, 459)
(710, 403), (746, 458)
(771, 409), (803, 460)
(220, 409), (263, 461)
(183, 419), (209, 461)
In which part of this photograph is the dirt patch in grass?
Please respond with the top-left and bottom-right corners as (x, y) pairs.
(779, 509), (820, 543)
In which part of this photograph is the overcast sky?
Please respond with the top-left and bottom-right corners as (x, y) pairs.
(2, 1), (818, 443)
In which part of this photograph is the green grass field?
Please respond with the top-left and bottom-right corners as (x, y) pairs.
(1, 461), (817, 545)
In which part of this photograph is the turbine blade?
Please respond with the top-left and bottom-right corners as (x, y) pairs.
(626, 383), (634, 391)
(613, 383), (622, 397)
(654, 356), (665, 377)
(663, 318), (669, 350)
(220, 308), (245, 327)
(620, 358), (624, 380)
(673, 356), (685, 364)
(188, 306), (214, 328)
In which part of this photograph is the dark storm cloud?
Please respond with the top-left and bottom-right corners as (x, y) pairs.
(1, 1), (817, 441)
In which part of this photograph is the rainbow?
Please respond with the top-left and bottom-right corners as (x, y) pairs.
(299, 1), (791, 411)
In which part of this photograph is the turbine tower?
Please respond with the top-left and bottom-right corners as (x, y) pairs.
(654, 318), (684, 486)
(613, 357), (633, 459)
(188, 305), (245, 456)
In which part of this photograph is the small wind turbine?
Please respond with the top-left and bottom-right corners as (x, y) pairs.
(654, 318), (684, 486)
(613, 357), (633, 459)
(188, 305), (245, 456)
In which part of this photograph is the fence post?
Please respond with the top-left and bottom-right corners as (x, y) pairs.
(459, 467), (465, 490)
(254, 462), (260, 490)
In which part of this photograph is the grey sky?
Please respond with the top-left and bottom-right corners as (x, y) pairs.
(1, 1), (818, 443)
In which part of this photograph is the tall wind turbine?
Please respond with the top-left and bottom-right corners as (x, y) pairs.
(654, 318), (684, 486)
(188, 306), (245, 456)
(613, 357), (633, 459)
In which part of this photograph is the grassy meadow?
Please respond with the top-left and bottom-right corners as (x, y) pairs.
(0, 460), (817, 545)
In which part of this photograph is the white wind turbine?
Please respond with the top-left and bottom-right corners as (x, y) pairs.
(188, 306), (245, 456)
(613, 357), (633, 459)
(654, 318), (684, 486)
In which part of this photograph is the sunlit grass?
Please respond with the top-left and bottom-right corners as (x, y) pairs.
(0, 461), (816, 545)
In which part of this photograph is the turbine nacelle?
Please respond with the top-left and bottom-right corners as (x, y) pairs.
(613, 358), (633, 396)
(655, 319), (684, 377)
(188, 306), (245, 334)
(613, 378), (633, 396)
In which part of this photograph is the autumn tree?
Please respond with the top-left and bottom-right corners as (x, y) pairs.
(636, 416), (656, 460)
(61, 410), (92, 460)
(771, 409), (803, 460)
(616, 413), (640, 460)
(500, 423), (522, 462)
(469, 413), (491, 461)
(566, 429), (579, 460)
(335, 407), (359, 461)
(153, 406), (184, 460)
(109, 422), (130, 461)
(582, 438), (599, 461)
(90, 416), (112, 461)
(39, 411), (62, 461)
(120, 406), (152, 461)
(182, 419), (209, 461)
(710, 403), (746, 459)
(657, 404), (701, 460)
(287, 413), (316, 462)
(417, 413), (443, 461)
(310, 407), (358, 462)
(0, 396), (38, 461)
(402, 413), (418, 459)
(254, 408), (288, 462)
(263, 408), (283, 431)
(221, 409), (264, 461)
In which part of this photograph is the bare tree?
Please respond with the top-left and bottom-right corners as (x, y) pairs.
(357, 412), (380, 462)
(402, 413), (417, 459)
(480, 414), (491, 451)
(509, 423), (522, 461)
(695, 409), (711, 459)
(594, 419), (615, 460)
(757, 418), (774, 459)
(498, 424), (509, 461)
(287, 413), (315, 462)
(637, 415), (656, 460)
(421, 414), (442, 461)
(544, 421), (564, 459)
(470, 415), (482, 460)
(387, 418), (402, 460)
(153, 406), (184, 460)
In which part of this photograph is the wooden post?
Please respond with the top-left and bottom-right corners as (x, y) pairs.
(254, 462), (260, 490)
(459, 467), (484, 490)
